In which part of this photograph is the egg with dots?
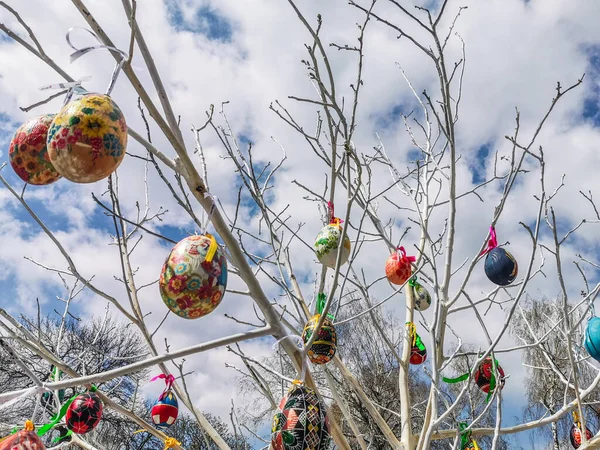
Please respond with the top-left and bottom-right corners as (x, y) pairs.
(159, 234), (228, 319)
(385, 247), (415, 285)
(9, 114), (61, 186)
(65, 392), (103, 434)
(271, 382), (331, 450)
(0, 422), (45, 450)
(46, 93), (127, 183)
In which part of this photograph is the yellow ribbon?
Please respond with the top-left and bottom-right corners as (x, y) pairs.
(573, 410), (582, 430)
(330, 217), (343, 229)
(406, 322), (416, 347)
(164, 437), (181, 449)
(472, 439), (480, 450)
(24, 420), (34, 431)
(292, 379), (304, 386)
(204, 233), (218, 263)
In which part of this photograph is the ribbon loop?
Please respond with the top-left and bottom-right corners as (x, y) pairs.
(327, 201), (344, 226)
(65, 27), (129, 96)
(396, 246), (416, 263)
(406, 322), (417, 347)
(479, 226), (498, 257)
(164, 437), (181, 449)
(150, 373), (175, 400)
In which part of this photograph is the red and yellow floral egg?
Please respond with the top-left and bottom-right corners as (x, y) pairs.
(385, 253), (412, 285)
(314, 223), (351, 268)
(8, 114), (61, 185)
(0, 430), (46, 450)
(47, 94), (127, 183)
(65, 392), (103, 434)
(159, 234), (228, 319)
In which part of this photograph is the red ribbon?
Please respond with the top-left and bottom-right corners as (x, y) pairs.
(327, 201), (344, 225)
(397, 246), (416, 263)
(150, 373), (175, 400)
(479, 226), (498, 257)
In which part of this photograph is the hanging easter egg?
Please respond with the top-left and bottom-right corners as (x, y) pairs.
(151, 389), (179, 430)
(385, 246), (415, 285)
(484, 247), (518, 286)
(271, 382), (331, 450)
(410, 344), (427, 365)
(8, 114), (61, 185)
(159, 234), (228, 319)
(302, 314), (337, 365)
(474, 357), (505, 394)
(46, 93), (127, 183)
(65, 392), (103, 434)
(0, 424), (46, 450)
(570, 423), (593, 449)
(314, 220), (351, 268)
(584, 317), (600, 362)
(411, 280), (431, 311)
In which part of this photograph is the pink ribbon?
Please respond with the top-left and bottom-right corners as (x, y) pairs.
(397, 246), (416, 263)
(150, 373), (175, 400)
(327, 201), (344, 225)
(479, 226), (498, 257)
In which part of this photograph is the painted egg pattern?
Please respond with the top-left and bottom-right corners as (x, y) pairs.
(0, 430), (46, 450)
(474, 357), (505, 394)
(302, 314), (337, 365)
(385, 253), (412, 285)
(410, 345), (427, 365)
(9, 114), (61, 185)
(413, 283), (431, 311)
(314, 224), (351, 268)
(159, 234), (227, 319)
(151, 390), (179, 430)
(570, 423), (593, 449)
(484, 247), (518, 286)
(584, 317), (600, 361)
(271, 383), (331, 450)
(65, 392), (103, 434)
(47, 93), (127, 183)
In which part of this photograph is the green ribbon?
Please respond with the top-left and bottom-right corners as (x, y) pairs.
(408, 276), (418, 287)
(442, 358), (501, 403)
(316, 293), (335, 320)
(37, 385), (97, 437)
(414, 334), (426, 352)
(459, 422), (470, 449)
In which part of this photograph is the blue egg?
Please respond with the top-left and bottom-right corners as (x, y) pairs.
(584, 317), (600, 362)
(484, 247), (518, 286)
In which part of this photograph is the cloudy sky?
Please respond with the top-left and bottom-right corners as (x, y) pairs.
(1, 0), (600, 448)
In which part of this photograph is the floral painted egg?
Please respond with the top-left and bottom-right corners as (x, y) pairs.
(271, 382), (331, 450)
(314, 223), (351, 268)
(570, 423), (593, 448)
(47, 93), (127, 183)
(65, 392), (103, 434)
(412, 282), (431, 311)
(385, 247), (415, 285)
(584, 317), (600, 362)
(151, 390), (179, 430)
(0, 430), (46, 450)
(474, 357), (505, 394)
(159, 234), (227, 319)
(8, 114), (61, 185)
(484, 247), (518, 286)
(302, 314), (337, 365)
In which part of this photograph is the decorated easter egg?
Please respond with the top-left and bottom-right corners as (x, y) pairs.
(463, 440), (478, 450)
(159, 234), (227, 319)
(0, 430), (46, 450)
(302, 314), (337, 365)
(151, 390), (179, 430)
(474, 357), (505, 394)
(385, 253), (412, 285)
(410, 345), (427, 365)
(46, 93), (127, 183)
(314, 223), (351, 268)
(8, 114), (61, 185)
(65, 392), (103, 434)
(412, 282), (431, 311)
(484, 247), (518, 286)
(584, 317), (600, 362)
(570, 423), (593, 448)
(271, 382), (331, 450)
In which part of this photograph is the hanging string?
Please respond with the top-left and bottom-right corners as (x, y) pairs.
(65, 27), (129, 96)
(38, 76), (92, 106)
(458, 422), (480, 450)
(199, 192), (219, 262)
(406, 322), (417, 347)
(327, 201), (343, 227)
(396, 246), (416, 264)
(164, 437), (182, 449)
(316, 293), (335, 320)
(150, 374), (175, 401)
(479, 226), (498, 257)
(273, 335), (309, 383)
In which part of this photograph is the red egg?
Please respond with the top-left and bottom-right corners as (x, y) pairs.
(65, 392), (103, 434)
(410, 345), (427, 365)
(0, 429), (46, 450)
(9, 114), (61, 185)
(385, 253), (413, 285)
(474, 357), (505, 394)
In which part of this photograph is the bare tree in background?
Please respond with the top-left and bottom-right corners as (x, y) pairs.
(0, 1), (598, 450)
